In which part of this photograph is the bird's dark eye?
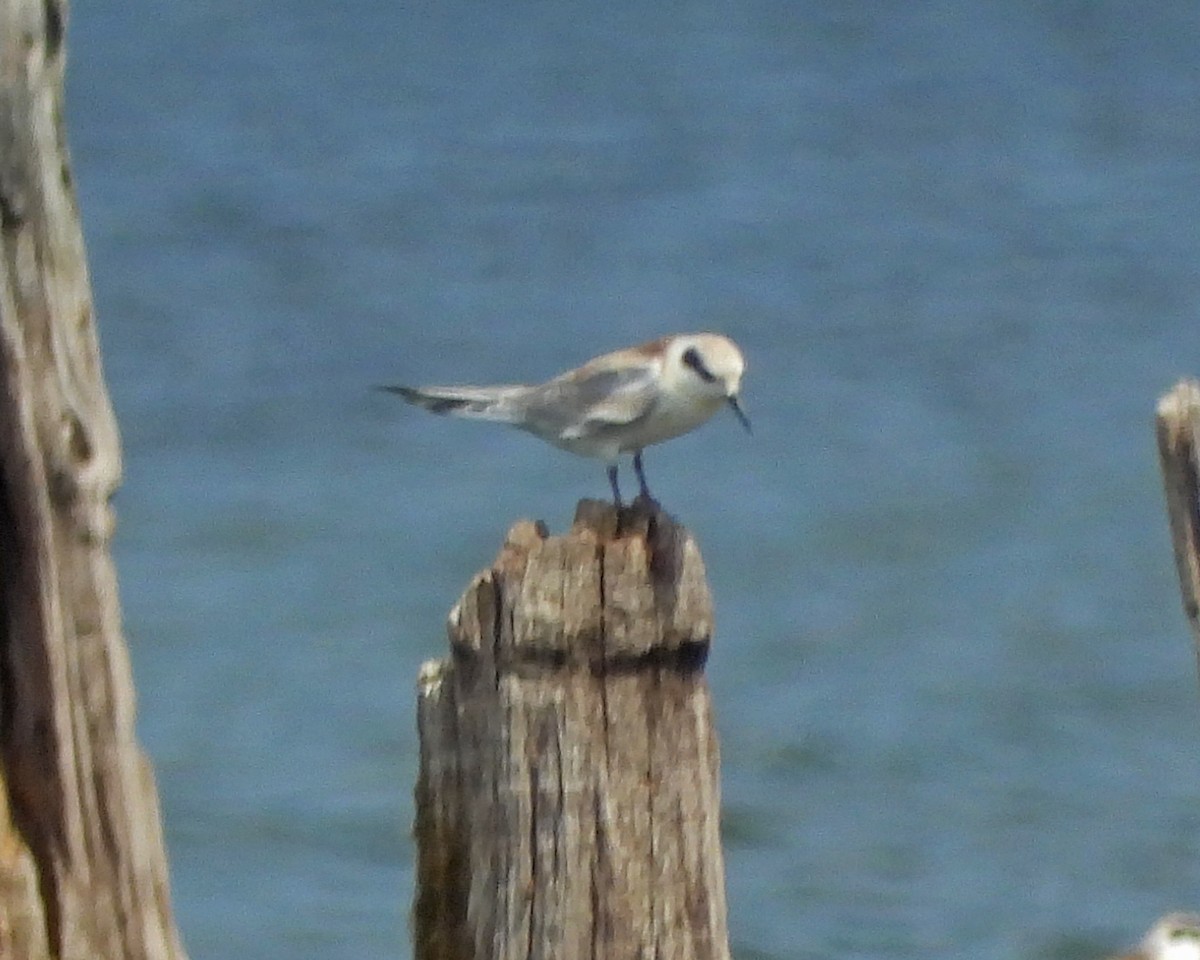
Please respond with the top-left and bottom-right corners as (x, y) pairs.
(682, 347), (717, 383)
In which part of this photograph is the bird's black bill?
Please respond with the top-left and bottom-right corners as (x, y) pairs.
(728, 395), (752, 434)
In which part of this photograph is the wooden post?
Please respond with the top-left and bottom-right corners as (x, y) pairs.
(1157, 379), (1200, 672)
(413, 501), (730, 960)
(0, 1), (187, 957)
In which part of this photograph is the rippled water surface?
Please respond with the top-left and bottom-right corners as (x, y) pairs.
(68, 1), (1200, 957)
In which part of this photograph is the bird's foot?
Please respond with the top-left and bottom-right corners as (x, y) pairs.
(632, 490), (661, 511)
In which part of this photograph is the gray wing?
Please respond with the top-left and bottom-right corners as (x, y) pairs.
(519, 365), (659, 441)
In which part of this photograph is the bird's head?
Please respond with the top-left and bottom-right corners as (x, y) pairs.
(1142, 914), (1200, 960)
(665, 333), (751, 432)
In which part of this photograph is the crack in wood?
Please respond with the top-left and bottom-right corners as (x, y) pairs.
(414, 502), (730, 958)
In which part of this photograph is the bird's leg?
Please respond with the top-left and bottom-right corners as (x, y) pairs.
(607, 464), (623, 506)
(633, 450), (654, 503)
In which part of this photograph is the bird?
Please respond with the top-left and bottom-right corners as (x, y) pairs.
(1106, 914), (1200, 960)
(379, 332), (750, 504)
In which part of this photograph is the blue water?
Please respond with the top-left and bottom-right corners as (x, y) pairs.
(67, 0), (1200, 957)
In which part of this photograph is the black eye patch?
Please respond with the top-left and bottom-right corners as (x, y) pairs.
(682, 347), (717, 383)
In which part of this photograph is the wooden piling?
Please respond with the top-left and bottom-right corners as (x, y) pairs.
(1156, 379), (1200, 671)
(413, 500), (730, 960)
(0, 0), (186, 955)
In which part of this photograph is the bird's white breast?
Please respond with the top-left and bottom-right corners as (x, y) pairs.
(614, 388), (725, 452)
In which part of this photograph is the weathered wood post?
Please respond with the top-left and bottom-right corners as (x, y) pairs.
(1156, 379), (1200, 672)
(0, 0), (187, 957)
(413, 500), (730, 960)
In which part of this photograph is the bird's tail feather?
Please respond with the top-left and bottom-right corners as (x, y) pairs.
(378, 384), (527, 422)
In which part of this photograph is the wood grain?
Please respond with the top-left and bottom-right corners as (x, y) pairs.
(0, 1), (187, 956)
(414, 500), (729, 960)
(1156, 379), (1200, 673)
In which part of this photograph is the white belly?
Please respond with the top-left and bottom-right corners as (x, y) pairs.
(620, 392), (724, 451)
(550, 391), (725, 461)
